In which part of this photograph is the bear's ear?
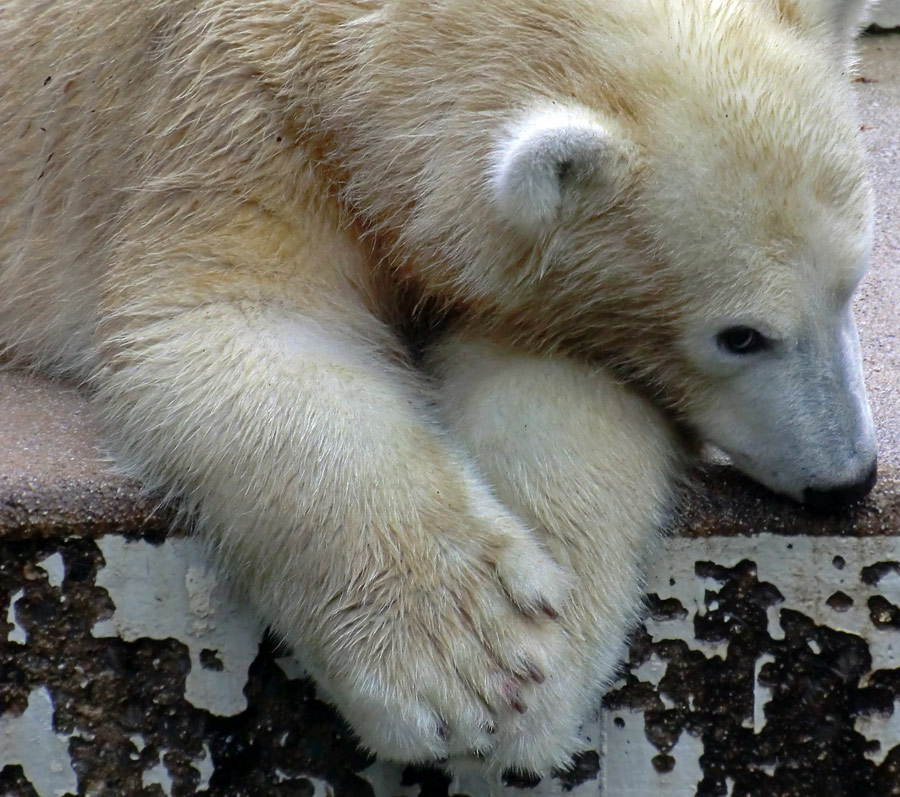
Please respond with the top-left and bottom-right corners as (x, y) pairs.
(490, 105), (633, 233)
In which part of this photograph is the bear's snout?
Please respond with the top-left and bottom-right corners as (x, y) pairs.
(801, 460), (878, 511)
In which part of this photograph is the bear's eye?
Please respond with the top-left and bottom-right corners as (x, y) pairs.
(716, 326), (769, 355)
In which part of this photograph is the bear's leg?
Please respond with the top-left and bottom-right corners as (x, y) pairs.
(92, 206), (573, 768)
(430, 333), (683, 770)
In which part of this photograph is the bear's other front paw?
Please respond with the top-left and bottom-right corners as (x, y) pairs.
(308, 508), (577, 772)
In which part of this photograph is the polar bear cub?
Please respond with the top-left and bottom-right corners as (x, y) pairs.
(0, 0), (878, 775)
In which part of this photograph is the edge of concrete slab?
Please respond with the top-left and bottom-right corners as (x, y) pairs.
(0, 369), (896, 542)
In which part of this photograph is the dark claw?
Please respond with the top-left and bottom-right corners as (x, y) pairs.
(542, 601), (559, 620)
(437, 720), (450, 741)
(527, 663), (545, 684)
(511, 696), (528, 714)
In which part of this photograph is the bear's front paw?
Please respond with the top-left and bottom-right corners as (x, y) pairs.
(310, 508), (577, 771)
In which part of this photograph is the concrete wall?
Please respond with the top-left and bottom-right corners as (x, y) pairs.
(6, 530), (900, 795)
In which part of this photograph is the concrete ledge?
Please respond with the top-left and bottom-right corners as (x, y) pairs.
(0, 371), (171, 540)
(1, 32), (899, 797)
(2, 364), (896, 542)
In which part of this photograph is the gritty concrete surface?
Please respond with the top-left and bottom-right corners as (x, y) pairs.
(0, 371), (173, 539)
(0, 30), (899, 797)
(856, 31), (900, 486)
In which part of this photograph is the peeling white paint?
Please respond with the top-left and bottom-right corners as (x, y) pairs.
(855, 699), (900, 765)
(878, 573), (900, 627)
(624, 533), (900, 787)
(7, 530), (892, 795)
(647, 535), (900, 672)
(185, 564), (217, 621)
(360, 761), (422, 796)
(750, 536), (900, 673)
(765, 603), (785, 641)
(304, 775), (336, 796)
(634, 652), (668, 688)
(276, 655), (309, 682)
(753, 654), (776, 734)
(92, 536), (263, 716)
(37, 552), (65, 589)
(129, 736), (143, 761)
(602, 709), (704, 796)
(0, 687), (78, 796)
(870, 0), (900, 27)
(670, 732), (705, 791)
(645, 566), (729, 659)
(6, 587), (26, 644)
(80, 531), (896, 794)
(272, 770), (335, 795)
(448, 767), (505, 797)
(194, 743), (215, 789)
(143, 757), (173, 796)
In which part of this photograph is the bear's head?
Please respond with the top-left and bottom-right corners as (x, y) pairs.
(487, 0), (878, 507)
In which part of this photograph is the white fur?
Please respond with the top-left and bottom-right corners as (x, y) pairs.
(491, 105), (628, 231)
(0, 0), (880, 778)
(430, 336), (680, 767)
(687, 306), (877, 500)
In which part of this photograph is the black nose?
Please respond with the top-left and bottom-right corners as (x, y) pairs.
(802, 462), (878, 511)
